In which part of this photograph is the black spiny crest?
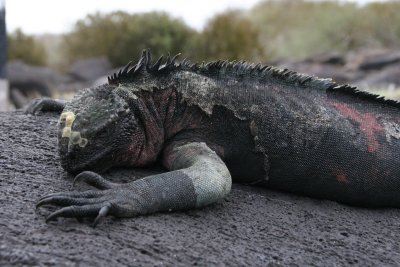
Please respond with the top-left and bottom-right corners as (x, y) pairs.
(108, 49), (400, 109)
(108, 49), (181, 85)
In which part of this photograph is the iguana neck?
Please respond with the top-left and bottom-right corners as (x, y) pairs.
(121, 85), (203, 167)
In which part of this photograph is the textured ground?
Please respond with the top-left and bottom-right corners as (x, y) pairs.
(1, 111), (400, 267)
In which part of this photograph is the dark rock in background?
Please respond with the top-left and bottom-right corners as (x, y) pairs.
(279, 61), (363, 84)
(6, 61), (67, 108)
(303, 51), (346, 65)
(278, 49), (400, 102)
(67, 57), (112, 82)
(1, 111), (400, 266)
(355, 64), (400, 88)
(5, 57), (113, 108)
(7, 61), (66, 90)
(355, 50), (400, 71)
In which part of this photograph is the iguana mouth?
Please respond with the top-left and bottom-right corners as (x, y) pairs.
(63, 147), (114, 173)
(58, 134), (114, 173)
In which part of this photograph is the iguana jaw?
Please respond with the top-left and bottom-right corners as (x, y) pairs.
(58, 111), (115, 173)
(59, 142), (115, 173)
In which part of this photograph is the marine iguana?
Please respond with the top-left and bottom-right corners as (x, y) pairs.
(32, 49), (400, 226)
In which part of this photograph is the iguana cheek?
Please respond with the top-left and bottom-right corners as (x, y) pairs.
(59, 111), (88, 148)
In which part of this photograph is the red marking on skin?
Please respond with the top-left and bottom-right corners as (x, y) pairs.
(332, 169), (349, 184)
(329, 102), (384, 153)
(337, 174), (349, 184)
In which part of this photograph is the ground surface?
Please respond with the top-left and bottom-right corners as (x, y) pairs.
(1, 111), (400, 267)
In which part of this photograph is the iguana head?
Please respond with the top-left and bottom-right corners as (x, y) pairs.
(58, 84), (145, 174)
(58, 49), (182, 174)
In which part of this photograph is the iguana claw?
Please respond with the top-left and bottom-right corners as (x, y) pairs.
(93, 203), (112, 227)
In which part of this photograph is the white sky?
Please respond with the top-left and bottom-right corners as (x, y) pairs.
(5, 0), (390, 34)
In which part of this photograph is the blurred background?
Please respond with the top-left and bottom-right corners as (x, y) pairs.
(1, 0), (400, 110)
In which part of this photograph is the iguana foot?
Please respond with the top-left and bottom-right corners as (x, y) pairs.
(36, 172), (138, 227)
(25, 97), (66, 114)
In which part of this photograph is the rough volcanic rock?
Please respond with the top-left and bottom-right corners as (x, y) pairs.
(1, 111), (400, 266)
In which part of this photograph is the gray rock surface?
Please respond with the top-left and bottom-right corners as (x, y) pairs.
(1, 111), (400, 266)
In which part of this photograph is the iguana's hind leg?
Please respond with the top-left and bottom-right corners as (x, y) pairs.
(36, 142), (232, 226)
(25, 97), (67, 114)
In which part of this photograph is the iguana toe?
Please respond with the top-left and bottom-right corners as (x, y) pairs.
(37, 190), (104, 202)
(36, 195), (101, 207)
(72, 171), (116, 190)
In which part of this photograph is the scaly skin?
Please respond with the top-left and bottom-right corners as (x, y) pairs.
(31, 49), (400, 226)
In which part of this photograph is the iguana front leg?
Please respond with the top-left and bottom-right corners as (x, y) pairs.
(36, 142), (232, 226)
(25, 97), (67, 114)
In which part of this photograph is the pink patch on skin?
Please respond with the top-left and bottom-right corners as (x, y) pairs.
(330, 102), (384, 153)
(332, 169), (349, 184)
(337, 174), (349, 184)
